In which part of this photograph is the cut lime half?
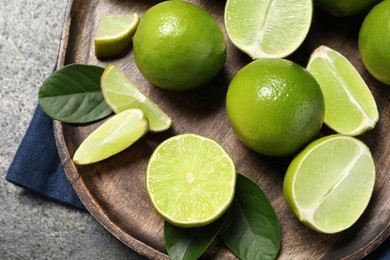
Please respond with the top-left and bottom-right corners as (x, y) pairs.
(224, 0), (313, 59)
(146, 134), (236, 227)
(94, 13), (140, 58)
(283, 134), (376, 233)
(101, 64), (172, 132)
(307, 46), (379, 136)
(73, 109), (148, 165)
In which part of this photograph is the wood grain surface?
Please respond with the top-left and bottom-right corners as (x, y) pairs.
(54, 0), (389, 259)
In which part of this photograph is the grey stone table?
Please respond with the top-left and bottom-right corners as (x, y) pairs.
(0, 1), (142, 259)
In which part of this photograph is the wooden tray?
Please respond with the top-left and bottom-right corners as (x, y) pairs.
(54, 0), (390, 259)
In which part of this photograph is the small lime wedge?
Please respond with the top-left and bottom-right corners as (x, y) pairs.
(94, 13), (140, 58)
(101, 64), (172, 132)
(307, 46), (379, 136)
(73, 109), (148, 165)
(284, 134), (375, 234)
(224, 0), (312, 59)
(146, 134), (236, 227)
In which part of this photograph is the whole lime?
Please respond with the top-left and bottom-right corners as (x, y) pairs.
(359, 0), (390, 85)
(226, 59), (325, 156)
(314, 0), (377, 16)
(133, 1), (226, 91)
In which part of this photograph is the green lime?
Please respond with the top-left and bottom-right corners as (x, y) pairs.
(73, 109), (148, 165)
(146, 134), (236, 227)
(283, 134), (376, 233)
(359, 0), (390, 85)
(94, 13), (140, 58)
(226, 58), (325, 156)
(101, 64), (172, 132)
(307, 45), (379, 135)
(314, 0), (377, 16)
(224, 0), (312, 59)
(133, 1), (226, 90)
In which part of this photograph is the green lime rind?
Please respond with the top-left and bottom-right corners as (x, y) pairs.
(307, 45), (379, 136)
(94, 13), (140, 58)
(101, 64), (172, 132)
(284, 134), (375, 234)
(224, 0), (313, 59)
(73, 109), (148, 165)
(146, 133), (236, 228)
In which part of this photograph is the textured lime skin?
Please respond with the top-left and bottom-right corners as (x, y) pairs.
(226, 59), (325, 156)
(315, 0), (377, 16)
(133, 1), (226, 90)
(359, 0), (390, 85)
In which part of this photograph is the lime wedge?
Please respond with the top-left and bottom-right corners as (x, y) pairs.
(73, 109), (148, 165)
(224, 0), (312, 59)
(307, 46), (379, 136)
(146, 134), (236, 227)
(101, 64), (172, 132)
(283, 134), (375, 234)
(94, 13), (140, 58)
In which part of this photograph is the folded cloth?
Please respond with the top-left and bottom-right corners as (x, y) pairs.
(5, 104), (389, 259)
(6, 104), (85, 210)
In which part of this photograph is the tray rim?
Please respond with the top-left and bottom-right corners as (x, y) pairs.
(53, 0), (390, 259)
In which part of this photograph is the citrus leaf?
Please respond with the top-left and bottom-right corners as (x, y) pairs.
(164, 214), (226, 260)
(38, 64), (112, 123)
(219, 174), (281, 260)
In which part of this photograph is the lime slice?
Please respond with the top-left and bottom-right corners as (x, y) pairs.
(94, 13), (140, 58)
(73, 109), (148, 165)
(101, 64), (172, 132)
(307, 46), (379, 136)
(224, 0), (312, 59)
(283, 134), (375, 234)
(146, 133), (236, 227)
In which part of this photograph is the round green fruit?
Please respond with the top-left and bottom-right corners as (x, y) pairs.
(226, 58), (325, 157)
(359, 0), (390, 85)
(133, 1), (226, 91)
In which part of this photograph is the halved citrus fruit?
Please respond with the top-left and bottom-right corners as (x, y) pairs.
(146, 133), (236, 227)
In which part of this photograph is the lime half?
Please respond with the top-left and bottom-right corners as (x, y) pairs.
(146, 134), (236, 227)
(224, 0), (312, 59)
(307, 46), (379, 136)
(73, 109), (148, 165)
(94, 13), (140, 58)
(284, 134), (375, 233)
(101, 64), (172, 132)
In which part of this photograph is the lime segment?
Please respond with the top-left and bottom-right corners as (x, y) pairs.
(146, 134), (236, 227)
(73, 109), (148, 165)
(283, 135), (375, 233)
(307, 46), (379, 136)
(224, 0), (312, 58)
(101, 64), (172, 132)
(94, 13), (140, 58)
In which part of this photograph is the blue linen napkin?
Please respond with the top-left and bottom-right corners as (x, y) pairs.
(5, 104), (389, 258)
(6, 104), (85, 210)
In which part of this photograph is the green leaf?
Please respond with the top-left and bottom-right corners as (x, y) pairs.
(38, 64), (112, 123)
(164, 214), (226, 260)
(219, 174), (281, 260)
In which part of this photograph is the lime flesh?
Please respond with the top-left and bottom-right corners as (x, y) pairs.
(101, 64), (172, 132)
(146, 134), (236, 227)
(307, 46), (379, 136)
(283, 135), (375, 233)
(73, 109), (148, 165)
(94, 13), (140, 58)
(224, 0), (312, 59)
